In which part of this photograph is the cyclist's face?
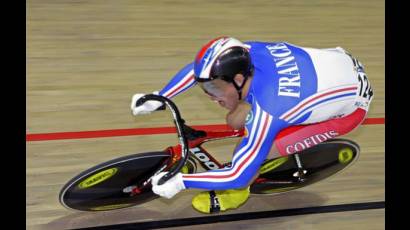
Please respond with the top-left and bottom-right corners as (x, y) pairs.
(199, 79), (239, 111)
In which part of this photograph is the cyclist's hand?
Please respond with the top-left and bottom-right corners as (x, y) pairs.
(130, 91), (163, 115)
(151, 172), (186, 199)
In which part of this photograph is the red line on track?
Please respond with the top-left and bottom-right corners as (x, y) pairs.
(362, 117), (385, 125)
(26, 118), (384, 142)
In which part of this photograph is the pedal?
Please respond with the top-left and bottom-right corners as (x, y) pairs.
(123, 185), (137, 193)
(293, 170), (307, 178)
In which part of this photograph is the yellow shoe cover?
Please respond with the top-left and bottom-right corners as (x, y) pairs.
(191, 187), (250, 214)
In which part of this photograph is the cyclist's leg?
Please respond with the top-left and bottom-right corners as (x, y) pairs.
(246, 107), (367, 187)
(192, 108), (369, 214)
(193, 106), (367, 214)
(268, 107), (368, 159)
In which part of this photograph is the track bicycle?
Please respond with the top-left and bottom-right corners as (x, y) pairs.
(59, 94), (360, 212)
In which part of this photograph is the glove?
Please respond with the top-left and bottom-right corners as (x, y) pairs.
(151, 172), (186, 199)
(130, 91), (163, 115)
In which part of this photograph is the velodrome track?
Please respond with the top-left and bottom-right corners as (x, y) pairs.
(27, 0), (384, 229)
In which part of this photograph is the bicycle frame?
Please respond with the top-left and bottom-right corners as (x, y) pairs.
(165, 128), (245, 172)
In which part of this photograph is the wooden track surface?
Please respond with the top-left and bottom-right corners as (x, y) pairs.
(167, 209), (385, 230)
(27, 0), (384, 229)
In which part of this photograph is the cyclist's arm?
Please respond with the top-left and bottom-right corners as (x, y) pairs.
(158, 62), (196, 99)
(181, 103), (286, 190)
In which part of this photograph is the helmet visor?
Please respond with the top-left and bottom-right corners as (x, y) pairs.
(199, 80), (226, 99)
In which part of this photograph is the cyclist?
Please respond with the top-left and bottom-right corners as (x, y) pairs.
(130, 37), (373, 214)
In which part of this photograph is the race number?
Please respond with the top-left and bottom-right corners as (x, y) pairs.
(358, 72), (373, 100)
(349, 54), (373, 101)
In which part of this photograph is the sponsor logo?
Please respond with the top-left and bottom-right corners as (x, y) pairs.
(285, 130), (339, 154)
(78, 168), (118, 189)
(260, 157), (289, 174)
(338, 148), (354, 164)
(190, 147), (220, 170)
(245, 110), (254, 125)
(355, 101), (370, 110)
